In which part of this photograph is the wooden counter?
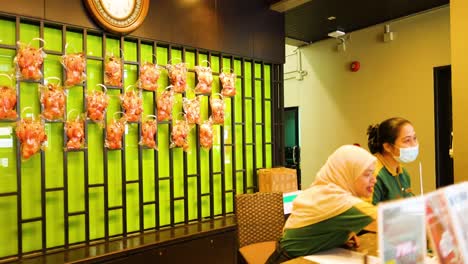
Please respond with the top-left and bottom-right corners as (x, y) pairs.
(10, 216), (237, 264)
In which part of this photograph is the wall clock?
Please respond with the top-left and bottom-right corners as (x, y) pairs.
(84, 0), (150, 34)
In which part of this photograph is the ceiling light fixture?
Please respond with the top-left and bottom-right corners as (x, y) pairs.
(327, 30), (346, 38)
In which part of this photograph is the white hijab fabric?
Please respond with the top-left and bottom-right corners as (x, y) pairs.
(285, 145), (377, 229)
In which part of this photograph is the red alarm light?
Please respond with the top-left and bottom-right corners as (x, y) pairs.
(350, 61), (360, 72)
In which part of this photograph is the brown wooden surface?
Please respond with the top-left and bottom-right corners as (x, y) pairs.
(0, 0), (284, 63)
(12, 216), (236, 264)
(282, 232), (378, 264)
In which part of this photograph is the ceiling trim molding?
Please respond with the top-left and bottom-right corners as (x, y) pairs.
(270, 0), (312, 13)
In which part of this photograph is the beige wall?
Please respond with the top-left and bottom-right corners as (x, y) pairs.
(451, 0), (468, 183)
(285, 7), (451, 190)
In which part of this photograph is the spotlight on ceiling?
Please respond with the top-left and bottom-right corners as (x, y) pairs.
(327, 30), (346, 38)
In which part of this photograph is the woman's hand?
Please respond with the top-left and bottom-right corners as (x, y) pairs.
(345, 232), (360, 248)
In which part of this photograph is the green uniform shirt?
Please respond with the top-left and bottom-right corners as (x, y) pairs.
(372, 153), (414, 205)
(280, 204), (375, 257)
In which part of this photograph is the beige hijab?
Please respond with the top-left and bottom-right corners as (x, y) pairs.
(285, 145), (377, 229)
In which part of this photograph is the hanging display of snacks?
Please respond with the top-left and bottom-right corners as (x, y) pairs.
(156, 85), (174, 122)
(121, 85), (143, 122)
(105, 112), (126, 150)
(16, 108), (47, 160)
(65, 110), (85, 150)
(139, 62), (160, 91)
(210, 94), (225, 125)
(104, 54), (122, 87)
(14, 38), (46, 81)
(219, 69), (237, 97)
(166, 61), (187, 93)
(199, 118), (213, 150)
(140, 115), (158, 149)
(86, 84), (109, 124)
(0, 74), (17, 120)
(171, 117), (189, 151)
(194, 61), (213, 94)
(61, 49), (86, 87)
(40, 77), (66, 121)
(182, 95), (201, 125)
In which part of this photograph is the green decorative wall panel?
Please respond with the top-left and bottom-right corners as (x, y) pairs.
(0, 16), (277, 260)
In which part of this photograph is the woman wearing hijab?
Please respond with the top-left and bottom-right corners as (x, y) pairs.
(266, 145), (377, 263)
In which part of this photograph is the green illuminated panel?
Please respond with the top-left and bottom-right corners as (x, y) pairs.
(89, 187), (104, 239)
(244, 61), (252, 97)
(68, 152), (85, 212)
(66, 31), (83, 52)
(143, 204), (155, 229)
(22, 222), (41, 253)
(46, 191), (64, 248)
(0, 124), (16, 193)
(0, 19), (15, 45)
(236, 172), (244, 194)
(124, 41), (137, 62)
(265, 64), (271, 99)
(159, 180), (170, 226)
(0, 196), (17, 256)
(187, 177), (197, 220)
(255, 80), (262, 122)
(69, 214), (85, 244)
(224, 146), (233, 190)
(126, 183), (139, 232)
(173, 148), (184, 198)
(174, 200), (184, 223)
(108, 209), (122, 236)
(44, 27), (62, 52)
(265, 101), (272, 142)
(256, 125), (263, 167)
(213, 174), (221, 215)
(87, 34), (102, 57)
(225, 192), (233, 213)
(125, 123), (139, 182)
(246, 145), (254, 190)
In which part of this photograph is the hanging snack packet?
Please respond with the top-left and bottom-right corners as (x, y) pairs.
(183, 95), (201, 125)
(61, 51), (86, 87)
(171, 118), (189, 151)
(65, 110), (85, 150)
(139, 62), (160, 91)
(86, 84), (109, 124)
(194, 61), (213, 94)
(157, 86), (174, 122)
(219, 69), (237, 97)
(200, 119), (213, 150)
(0, 74), (17, 120)
(15, 38), (46, 81)
(40, 78), (66, 121)
(166, 61), (187, 93)
(105, 112), (126, 150)
(16, 108), (47, 160)
(140, 115), (158, 150)
(104, 55), (122, 87)
(210, 94), (225, 125)
(121, 85), (143, 122)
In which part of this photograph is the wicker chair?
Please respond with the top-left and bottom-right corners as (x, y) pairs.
(235, 192), (285, 264)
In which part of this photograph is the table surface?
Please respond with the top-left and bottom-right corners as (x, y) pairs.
(282, 232), (378, 264)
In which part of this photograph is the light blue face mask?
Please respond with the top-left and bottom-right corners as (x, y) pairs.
(395, 145), (419, 163)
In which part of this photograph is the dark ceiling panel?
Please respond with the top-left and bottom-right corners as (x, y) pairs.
(284, 0), (449, 43)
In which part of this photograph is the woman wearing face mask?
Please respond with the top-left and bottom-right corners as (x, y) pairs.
(367, 117), (417, 204)
(266, 145), (377, 263)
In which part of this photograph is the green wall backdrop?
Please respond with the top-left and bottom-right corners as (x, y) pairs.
(0, 17), (275, 258)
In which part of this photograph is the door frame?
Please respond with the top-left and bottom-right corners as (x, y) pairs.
(433, 65), (453, 188)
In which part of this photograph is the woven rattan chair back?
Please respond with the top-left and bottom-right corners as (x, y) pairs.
(235, 192), (285, 248)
